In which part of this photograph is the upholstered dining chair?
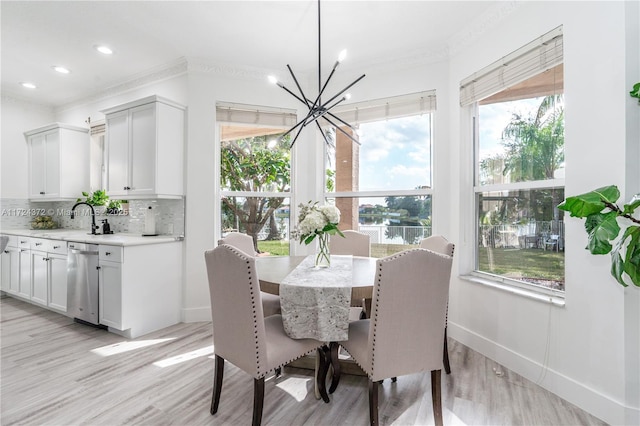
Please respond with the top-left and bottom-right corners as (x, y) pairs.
(335, 249), (452, 426)
(419, 235), (455, 374)
(330, 229), (371, 257)
(330, 230), (371, 319)
(218, 232), (281, 317)
(204, 245), (325, 426)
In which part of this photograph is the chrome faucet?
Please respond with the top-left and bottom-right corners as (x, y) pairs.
(71, 202), (98, 234)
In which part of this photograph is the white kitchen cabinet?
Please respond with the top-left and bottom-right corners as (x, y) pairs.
(98, 242), (181, 338)
(25, 123), (90, 201)
(18, 247), (31, 300)
(98, 253), (122, 329)
(31, 250), (48, 306)
(102, 96), (185, 198)
(48, 253), (68, 312)
(1, 236), (19, 294)
(29, 239), (68, 311)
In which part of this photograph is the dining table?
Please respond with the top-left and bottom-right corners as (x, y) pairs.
(256, 254), (377, 401)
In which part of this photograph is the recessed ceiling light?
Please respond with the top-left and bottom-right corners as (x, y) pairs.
(52, 66), (71, 74)
(20, 82), (37, 89)
(95, 45), (113, 55)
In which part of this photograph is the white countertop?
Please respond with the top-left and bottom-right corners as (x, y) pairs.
(0, 229), (183, 246)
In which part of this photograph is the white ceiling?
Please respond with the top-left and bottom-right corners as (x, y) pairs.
(1, 0), (504, 107)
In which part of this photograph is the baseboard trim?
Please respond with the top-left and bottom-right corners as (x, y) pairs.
(448, 322), (631, 425)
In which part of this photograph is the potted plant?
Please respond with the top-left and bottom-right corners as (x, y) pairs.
(559, 187), (639, 287)
(77, 190), (109, 214)
(106, 200), (121, 215)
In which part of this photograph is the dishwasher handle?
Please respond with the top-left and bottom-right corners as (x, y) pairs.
(70, 248), (99, 255)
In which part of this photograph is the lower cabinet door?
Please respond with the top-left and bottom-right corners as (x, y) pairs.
(99, 260), (122, 329)
(31, 251), (48, 306)
(48, 254), (68, 312)
(18, 249), (31, 299)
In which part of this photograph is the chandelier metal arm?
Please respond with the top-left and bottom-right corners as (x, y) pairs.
(325, 110), (357, 132)
(323, 115), (361, 145)
(316, 73), (366, 112)
(286, 64), (314, 108)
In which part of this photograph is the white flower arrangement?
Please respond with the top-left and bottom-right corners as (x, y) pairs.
(292, 201), (344, 245)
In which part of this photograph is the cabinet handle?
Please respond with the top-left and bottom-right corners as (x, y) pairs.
(4, 250), (9, 254)
(20, 240), (27, 244)
(53, 245), (60, 249)
(35, 242), (42, 246)
(96, 266), (101, 270)
(123, 186), (131, 190)
(39, 191), (45, 195)
(105, 252), (111, 256)
(20, 249), (28, 252)
(69, 244), (75, 249)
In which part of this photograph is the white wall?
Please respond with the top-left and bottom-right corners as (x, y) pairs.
(0, 97), (54, 199)
(447, 2), (638, 424)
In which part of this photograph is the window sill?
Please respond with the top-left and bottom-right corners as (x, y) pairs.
(460, 274), (565, 307)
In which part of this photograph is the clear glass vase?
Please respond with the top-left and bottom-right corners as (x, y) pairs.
(315, 233), (331, 268)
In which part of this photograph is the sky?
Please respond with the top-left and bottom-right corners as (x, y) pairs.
(351, 114), (432, 193)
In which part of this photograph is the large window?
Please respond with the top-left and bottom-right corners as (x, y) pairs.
(461, 27), (565, 292)
(217, 103), (295, 256)
(325, 92), (435, 257)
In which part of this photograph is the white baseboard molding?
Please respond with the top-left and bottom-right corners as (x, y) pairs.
(182, 306), (211, 323)
(448, 322), (635, 425)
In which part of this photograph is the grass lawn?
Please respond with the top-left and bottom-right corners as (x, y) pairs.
(258, 240), (564, 289)
(478, 247), (564, 288)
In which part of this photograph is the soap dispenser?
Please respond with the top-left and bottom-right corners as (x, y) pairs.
(143, 206), (157, 236)
(101, 219), (113, 234)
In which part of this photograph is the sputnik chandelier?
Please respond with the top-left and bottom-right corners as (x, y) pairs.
(269, 0), (365, 149)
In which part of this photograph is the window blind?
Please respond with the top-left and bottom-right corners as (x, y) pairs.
(460, 26), (563, 106)
(327, 90), (436, 126)
(216, 102), (297, 127)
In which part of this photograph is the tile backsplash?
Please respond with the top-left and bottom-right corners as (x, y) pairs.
(0, 198), (184, 236)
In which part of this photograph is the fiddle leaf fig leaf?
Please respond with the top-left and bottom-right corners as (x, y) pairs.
(611, 252), (627, 287)
(585, 211), (620, 254)
(623, 194), (640, 215)
(558, 185), (620, 217)
(623, 226), (640, 286)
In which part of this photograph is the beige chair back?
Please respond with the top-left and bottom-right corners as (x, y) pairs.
(367, 249), (452, 380)
(330, 230), (370, 257)
(218, 232), (256, 257)
(204, 244), (267, 378)
(419, 235), (455, 257)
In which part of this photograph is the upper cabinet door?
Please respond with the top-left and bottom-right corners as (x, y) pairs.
(25, 124), (89, 201)
(101, 96), (185, 199)
(44, 131), (60, 197)
(129, 103), (156, 194)
(29, 133), (46, 198)
(105, 111), (130, 196)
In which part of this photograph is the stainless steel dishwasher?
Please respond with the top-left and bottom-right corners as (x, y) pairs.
(67, 242), (101, 326)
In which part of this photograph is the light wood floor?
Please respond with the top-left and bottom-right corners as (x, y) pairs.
(1, 296), (606, 425)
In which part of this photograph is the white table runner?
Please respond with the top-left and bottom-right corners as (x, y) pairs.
(279, 255), (353, 341)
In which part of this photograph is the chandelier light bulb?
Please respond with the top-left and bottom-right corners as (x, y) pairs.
(267, 139), (277, 149)
(344, 93), (352, 101)
(268, 75), (278, 85)
(338, 49), (347, 63)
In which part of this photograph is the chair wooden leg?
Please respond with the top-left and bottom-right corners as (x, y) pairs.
(368, 379), (379, 426)
(252, 377), (265, 426)
(431, 369), (443, 426)
(210, 355), (224, 415)
(328, 342), (341, 394)
(443, 327), (452, 375)
(316, 346), (331, 403)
